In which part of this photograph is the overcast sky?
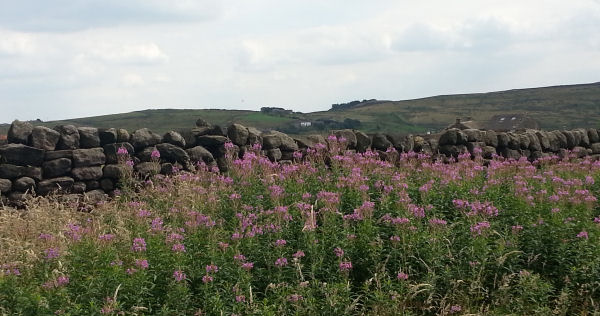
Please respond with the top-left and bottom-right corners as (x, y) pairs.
(1, 0), (599, 123)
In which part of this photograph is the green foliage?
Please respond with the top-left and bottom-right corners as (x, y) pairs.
(2, 146), (600, 315)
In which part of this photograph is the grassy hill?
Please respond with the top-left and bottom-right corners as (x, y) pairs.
(1, 82), (599, 136)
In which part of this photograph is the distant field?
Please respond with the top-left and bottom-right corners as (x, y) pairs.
(1, 82), (598, 136)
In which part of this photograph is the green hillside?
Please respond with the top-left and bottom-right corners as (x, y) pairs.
(1, 82), (599, 136)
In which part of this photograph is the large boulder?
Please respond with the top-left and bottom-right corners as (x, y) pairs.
(262, 131), (298, 151)
(439, 145), (468, 158)
(103, 142), (134, 164)
(497, 132), (510, 148)
(136, 146), (158, 162)
(130, 128), (162, 151)
(103, 164), (132, 179)
(99, 128), (118, 146)
(575, 129), (590, 147)
(0, 144), (45, 166)
(227, 124), (249, 146)
(7, 120), (33, 145)
(21, 166), (42, 181)
(466, 142), (486, 155)
(156, 143), (190, 164)
(43, 158), (72, 178)
(439, 129), (466, 146)
(116, 129), (130, 143)
(535, 131), (551, 151)
(78, 127), (101, 148)
(134, 162), (160, 178)
(591, 143), (600, 154)
(354, 130), (371, 152)
(54, 125), (80, 150)
(333, 129), (357, 149)
(372, 134), (392, 151)
(506, 133), (520, 149)
(551, 131), (567, 149)
(30, 126), (60, 151)
(562, 131), (576, 149)
(72, 148), (106, 167)
(499, 148), (522, 160)
(100, 178), (114, 191)
(525, 132), (542, 152)
(463, 129), (483, 142)
(588, 128), (600, 143)
(163, 131), (186, 148)
(400, 135), (415, 153)
(45, 150), (73, 161)
(482, 130), (498, 147)
(208, 125), (227, 136)
(481, 146), (497, 159)
(266, 148), (282, 162)
(13, 177), (35, 192)
(0, 179), (11, 193)
(71, 166), (104, 181)
(0, 164), (22, 179)
(518, 134), (530, 149)
(196, 135), (229, 148)
(247, 127), (263, 146)
(186, 146), (215, 164)
(37, 177), (74, 195)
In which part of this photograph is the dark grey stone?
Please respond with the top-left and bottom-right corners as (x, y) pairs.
(71, 166), (104, 181)
(7, 120), (33, 145)
(31, 126), (60, 150)
(104, 142), (134, 164)
(354, 130), (371, 153)
(99, 128), (118, 146)
(186, 146), (215, 164)
(78, 127), (100, 148)
(0, 144), (45, 166)
(44, 150), (73, 161)
(266, 148), (282, 162)
(588, 129), (600, 143)
(21, 166), (42, 181)
(156, 143), (190, 164)
(13, 177), (35, 192)
(103, 164), (131, 179)
(43, 158), (72, 178)
(100, 178), (114, 191)
(37, 177), (74, 195)
(134, 162), (160, 177)
(227, 123), (249, 146)
(372, 133), (392, 151)
(73, 182), (86, 194)
(54, 125), (80, 150)
(117, 129), (130, 143)
(130, 128), (162, 151)
(163, 131), (186, 148)
(196, 135), (229, 148)
(333, 129), (357, 149)
(0, 164), (22, 179)
(72, 148), (106, 167)
(0, 179), (11, 193)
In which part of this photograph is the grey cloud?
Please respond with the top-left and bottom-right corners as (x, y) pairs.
(391, 24), (451, 52)
(0, 0), (221, 32)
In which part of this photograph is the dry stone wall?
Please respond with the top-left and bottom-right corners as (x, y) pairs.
(1, 119), (599, 205)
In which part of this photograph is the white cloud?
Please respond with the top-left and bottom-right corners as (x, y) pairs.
(1, 0), (599, 121)
(85, 42), (169, 65)
(0, 30), (36, 56)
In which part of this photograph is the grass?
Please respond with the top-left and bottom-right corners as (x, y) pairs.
(2, 82), (598, 136)
(1, 141), (600, 315)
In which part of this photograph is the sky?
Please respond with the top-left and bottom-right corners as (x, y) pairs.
(0, 0), (599, 123)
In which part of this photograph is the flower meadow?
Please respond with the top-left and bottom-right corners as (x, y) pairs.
(1, 138), (600, 315)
